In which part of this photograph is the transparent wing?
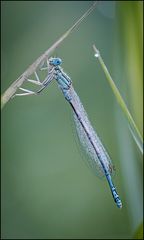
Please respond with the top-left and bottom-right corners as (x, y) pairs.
(70, 87), (115, 178)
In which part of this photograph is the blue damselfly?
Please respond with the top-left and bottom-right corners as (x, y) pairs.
(13, 57), (122, 208)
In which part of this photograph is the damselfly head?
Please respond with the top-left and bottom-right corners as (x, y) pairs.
(49, 58), (62, 66)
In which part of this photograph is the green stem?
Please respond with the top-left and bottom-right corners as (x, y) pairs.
(93, 44), (143, 154)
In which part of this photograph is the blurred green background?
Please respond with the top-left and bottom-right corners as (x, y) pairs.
(1, 1), (143, 239)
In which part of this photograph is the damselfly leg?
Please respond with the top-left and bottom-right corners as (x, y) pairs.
(12, 59), (54, 97)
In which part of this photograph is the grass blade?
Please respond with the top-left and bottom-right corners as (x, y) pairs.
(93, 44), (143, 155)
(1, 1), (97, 109)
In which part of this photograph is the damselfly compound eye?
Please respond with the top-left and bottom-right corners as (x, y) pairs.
(49, 58), (62, 66)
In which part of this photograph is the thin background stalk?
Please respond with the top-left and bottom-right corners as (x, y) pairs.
(1, 1), (97, 109)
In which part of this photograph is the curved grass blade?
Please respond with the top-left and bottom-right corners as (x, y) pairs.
(93, 44), (143, 155)
(128, 124), (143, 154)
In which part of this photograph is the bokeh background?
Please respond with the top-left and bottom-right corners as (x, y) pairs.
(1, 1), (143, 239)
